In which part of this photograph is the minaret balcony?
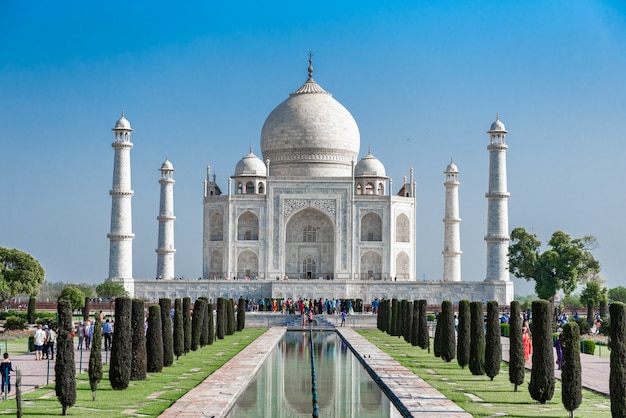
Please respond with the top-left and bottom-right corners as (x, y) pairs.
(110, 190), (134, 197)
(107, 233), (135, 240)
(485, 192), (510, 199)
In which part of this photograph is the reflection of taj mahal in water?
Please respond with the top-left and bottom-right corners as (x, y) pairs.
(107, 56), (514, 304)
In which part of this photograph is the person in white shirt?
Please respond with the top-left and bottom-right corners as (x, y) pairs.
(33, 324), (46, 361)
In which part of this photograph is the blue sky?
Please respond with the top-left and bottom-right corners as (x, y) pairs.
(1, 1), (625, 296)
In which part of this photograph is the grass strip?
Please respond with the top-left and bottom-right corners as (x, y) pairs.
(359, 330), (611, 418)
(0, 328), (266, 417)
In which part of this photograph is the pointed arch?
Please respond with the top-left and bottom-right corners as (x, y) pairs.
(360, 251), (382, 280)
(284, 207), (334, 279)
(361, 212), (382, 241)
(209, 250), (223, 278)
(237, 250), (258, 279)
(395, 251), (410, 280)
(395, 213), (410, 242)
(209, 213), (223, 241)
(237, 211), (259, 240)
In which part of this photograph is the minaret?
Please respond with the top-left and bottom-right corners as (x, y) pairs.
(484, 114), (510, 282)
(442, 160), (462, 282)
(156, 157), (176, 280)
(107, 112), (135, 294)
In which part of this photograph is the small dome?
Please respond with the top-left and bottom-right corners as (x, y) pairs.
(113, 112), (132, 130)
(355, 148), (386, 177)
(488, 115), (507, 133)
(234, 148), (267, 177)
(160, 157), (174, 171)
(445, 161), (458, 173)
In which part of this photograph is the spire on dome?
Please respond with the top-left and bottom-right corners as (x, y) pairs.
(291, 52), (329, 96)
(308, 51), (314, 81)
(368, 145), (372, 155)
(249, 144), (253, 154)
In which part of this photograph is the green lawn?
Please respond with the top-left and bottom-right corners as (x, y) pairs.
(0, 328), (266, 417)
(359, 330), (611, 418)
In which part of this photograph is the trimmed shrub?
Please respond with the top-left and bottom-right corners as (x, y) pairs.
(207, 303), (215, 345)
(130, 299), (147, 381)
(27, 296), (36, 324)
(440, 301), (455, 362)
(227, 299), (235, 335)
(200, 298), (209, 347)
(146, 305), (163, 373)
(469, 301), (485, 376)
(417, 300), (429, 350)
(399, 300), (407, 340)
(411, 300), (419, 346)
(4, 316), (27, 331)
(500, 323), (510, 337)
(600, 318), (609, 335)
(574, 317), (590, 335)
(609, 302), (626, 417)
(191, 298), (206, 351)
(427, 313), (436, 322)
(528, 299), (555, 404)
(173, 299), (184, 359)
(580, 339), (595, 355)
(237, 297), (246, 331)
(55, 300), (76, 415)
(159, 298), (174, 367)
(88, 316), (102, 400)
(485, 300), (501, 381)
(109, 297), (132, 390)
(509, 300), (525, 392)
(216, 298), (226, 339)
(404, 301), (413, 344)
(390, 299), (399, 336)
(183, 297), (192, 353)
(561, 322), (582, 415)
(457, 300), (470, 370)
(433, 314), (442, 358)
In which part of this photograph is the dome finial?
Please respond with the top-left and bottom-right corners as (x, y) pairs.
(249, 144), (253, 154)
(368, 145), (371, 155)
(496, 112), (499, 121)
(308, 51), (314, 80)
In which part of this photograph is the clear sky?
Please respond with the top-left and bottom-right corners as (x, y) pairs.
(1, 1), (625, 296)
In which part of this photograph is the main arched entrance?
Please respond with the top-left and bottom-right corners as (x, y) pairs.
(284, 207), (334, 279)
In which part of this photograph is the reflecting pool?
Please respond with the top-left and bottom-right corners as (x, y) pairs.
(227, 331), (402, 417)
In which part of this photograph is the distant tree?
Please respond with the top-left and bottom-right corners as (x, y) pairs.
(508, 228), (600, 308)
(130, 299), (147, 381)
(191, 298), (206, 351)
(410, 301), (419, 346)
(609, 286), (626, 304)
(599, 300), (608, 320)
(561, 294), (583, 314)
(440, 301), (455, 362)
(237, 297), (246, 331)
(609, 302), (626, 417)
(183, 297), (192, 352)
(457, 300), (470, 370)
(146, 305), (163, 373)
(27, 296), (36, 324)
(72, 284), (95, 300)
(390, 299), (399, 336)
(83, 296), (91, 321)
(88, 316), (102, 400)
(109, 297), (132, 390)
(485, 301), (501, 381)
(227, 299), (236, 335)
(417, 300), (429, 350)
(173, 298), (184, 359)
(509, 301), (525, 392)
(55, 300), (76, 415)
(0, 247), (45, 303)
(216, 298), (226, 339)
(159, 298), (173, 367)
(469, 301), (485, 376)
(528, 299), (555, 404)
(207, 302), (215, 345)
(58, 286), (85, 313)
(561, 322), (582, 417)
(95, 281), (128, 312)
(580, 281), (607, 325)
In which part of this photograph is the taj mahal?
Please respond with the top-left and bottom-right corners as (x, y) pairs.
(106, 57), (514, 305)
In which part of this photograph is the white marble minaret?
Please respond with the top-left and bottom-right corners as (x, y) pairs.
(108, 112), (135, 293)
(442, 160), (462, 282)
(484, 115), (510, 282)
(156, 157), (176, 280)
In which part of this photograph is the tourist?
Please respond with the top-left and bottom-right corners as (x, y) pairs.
(555, 334), (563, 370)
(45, 325), (57, 360)
(523, 321), (532, 361)
(33, 324), (46, 361)
(85, 320), (92, 350)
(341, 309), (347, 327)
(102, 319), (113, 351)
(76, 321), (86, 350)
(0, 353), (13, 394)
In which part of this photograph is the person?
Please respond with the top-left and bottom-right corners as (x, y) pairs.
(523, 320), (532, 361)
(102, 318), (113, 351)
(341, 309), (347, 327)
(84, 320), (92, 350)
(45, 326), (57, 360)
(0, 353), (13, 394)
(307, 309), (314, 324)
(33, 324), (46, 361)
(555, 334), (563, 370)
(76, 321), (86, 350)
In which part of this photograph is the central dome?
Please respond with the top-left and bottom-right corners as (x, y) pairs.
(261, 62), (360, 177)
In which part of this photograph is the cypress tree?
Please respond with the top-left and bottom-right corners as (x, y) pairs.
(55, 300), (76, 415)
(109, 296), (132, 390)
(83, 296), (90, 322)
(173, 298), (184, 360)
(27, 296), (36, 324)
(457, 300), (470, 370)
(237, 297), (246, 331)
(433, 312), (442, 358)
(528, 299), (555, 404)
(183, 297), (192, 353)
(485, 300), (501, 380)
(159, 298), (174, 367)
(207, 302), (215, 345)
(191, 298), (206, 351)
(227, 299), (236, 335)
(405, 301), (414, 344)
(440, 300), (456, 362)
(146, 305), (164, 373)
(609, 302), (626, 417)
(88, 316), (102, 400)
(469, 301), (485, 375)
(411, 300), (419, 346)
(417, 299), (429, 350)
(561, 322), (582, 417)
(390, 299), (399, 336)
(130, 299), (147, 381)
(200, 298), (209, 347)
(399, 300), (407, 340)
(509, 300), (525, 391)
(216, 298), (226, 339)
